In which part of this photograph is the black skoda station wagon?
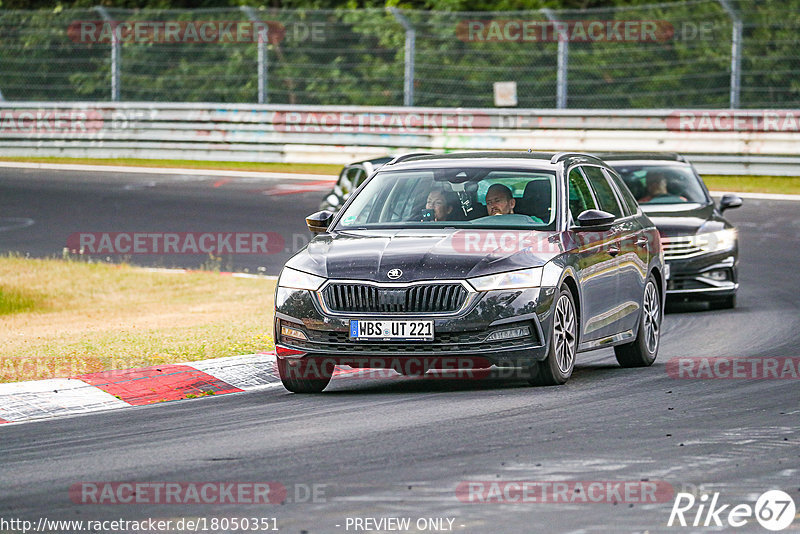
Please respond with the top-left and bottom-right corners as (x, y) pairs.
(274, 152), (666, 392)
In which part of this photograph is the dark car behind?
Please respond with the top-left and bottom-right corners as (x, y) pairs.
(320, 156), (393, 212)
(605, 153), (742, 309)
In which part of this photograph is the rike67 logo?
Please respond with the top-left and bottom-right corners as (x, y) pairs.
(668, 490), (796, 531)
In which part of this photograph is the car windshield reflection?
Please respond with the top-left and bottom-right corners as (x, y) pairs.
(613, 164), (709, 205)
(335, 168), (557, 230)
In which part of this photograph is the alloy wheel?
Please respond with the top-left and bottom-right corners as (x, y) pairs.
(642, 282), (660, 354)
(553, 294), (577, 374)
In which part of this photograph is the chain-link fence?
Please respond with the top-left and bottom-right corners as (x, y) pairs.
(1, 0), (798, 108)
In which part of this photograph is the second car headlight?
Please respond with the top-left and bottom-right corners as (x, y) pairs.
(277, 267), (326, 291)
(692, 229), (737, 253)
(468, 267), (543, 291)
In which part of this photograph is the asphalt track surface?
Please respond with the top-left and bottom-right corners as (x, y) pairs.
(0, 167), (330, 273)
(1, 168), (799, 533)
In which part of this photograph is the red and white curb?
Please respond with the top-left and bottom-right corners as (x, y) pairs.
(0, 353), (407, 425)
(0, 353), (283, 425)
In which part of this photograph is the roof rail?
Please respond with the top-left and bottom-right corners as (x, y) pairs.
(549, 152), (605, 165)
(386, 152), (434, 165)
(597, 152), (686, 162)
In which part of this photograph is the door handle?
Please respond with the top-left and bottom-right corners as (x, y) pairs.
(636, 235), (648, 247)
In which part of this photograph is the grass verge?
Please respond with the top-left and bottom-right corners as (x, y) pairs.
(0, 255), (276, 383)
(0, 157), (341, 175)
(703, 175), (800, 195)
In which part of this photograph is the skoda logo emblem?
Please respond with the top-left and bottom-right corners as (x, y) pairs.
(387, 269), (403, 280)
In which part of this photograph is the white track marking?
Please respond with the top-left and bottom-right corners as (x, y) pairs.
(0, 217), (34, 232)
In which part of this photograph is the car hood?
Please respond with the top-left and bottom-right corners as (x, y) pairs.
(285, 228), (562, 282)
(641, 203), (727, 237)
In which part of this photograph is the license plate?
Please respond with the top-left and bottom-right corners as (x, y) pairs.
(349, 320), (434, 341)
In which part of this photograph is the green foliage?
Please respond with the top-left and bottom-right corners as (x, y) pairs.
(0, 1), (798, 107)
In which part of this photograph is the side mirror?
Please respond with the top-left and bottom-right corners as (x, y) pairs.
(574, 209), (615, 232)
(719, 194), (742, 213)
(306, 210), (334, 234)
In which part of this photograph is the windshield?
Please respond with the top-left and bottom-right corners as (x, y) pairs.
(334, 167), (557, 230)
(611, 164), (709, 205)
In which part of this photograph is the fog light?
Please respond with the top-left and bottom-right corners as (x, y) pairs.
(281, 325), (308, 341)
(705, 269), (730, 281)
(486, 326), (531, 341)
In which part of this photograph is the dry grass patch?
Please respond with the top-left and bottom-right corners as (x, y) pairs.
(0, 256), (276, 383)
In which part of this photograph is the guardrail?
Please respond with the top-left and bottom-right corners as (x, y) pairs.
(1, 103), (799, 175)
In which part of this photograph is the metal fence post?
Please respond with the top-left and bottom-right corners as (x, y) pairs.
(241, 6), (268, 104)
(542, 9), (568, 109)
(94, 6), (120, 102)
(389, 8), (415, 107)
(718, 0), (742, 109)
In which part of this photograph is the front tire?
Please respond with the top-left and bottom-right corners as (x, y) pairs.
(529, 287), (577, 386)
(277, 357), (335, 393)
(615, 276), (661, 368)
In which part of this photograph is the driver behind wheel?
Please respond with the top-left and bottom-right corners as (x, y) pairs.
(485, 184), (516, 215)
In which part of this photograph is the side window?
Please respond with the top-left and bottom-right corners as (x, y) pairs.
(567, 167), (597, 219)
(603, 168), (638, 216)
(337, 167), (350, 191)
(352, 168), (368, 189)
(341, 167), (361, 196)
(582, 166), (623, 218)
(380, 175), (427, 222)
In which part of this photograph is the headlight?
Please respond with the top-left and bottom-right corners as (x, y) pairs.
(277, 267), (326, 291)
(468, 267), (543, 291)
(692, 229), (736, 253)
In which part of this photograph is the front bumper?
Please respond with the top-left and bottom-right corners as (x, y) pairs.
(274, 284), (557, 369)
(665, 252), (738, 298)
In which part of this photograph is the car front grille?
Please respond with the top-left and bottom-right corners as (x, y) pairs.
(662, 236), (703, 260)
(321, 283), (468, 314)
